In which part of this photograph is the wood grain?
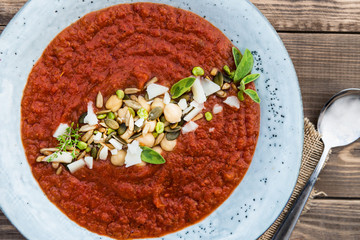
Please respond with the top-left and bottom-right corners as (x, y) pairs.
(0, 0), (26, 26)
(252, 0), (360, 32)
(291, 199), (360, 240)
(0, 211), (24, 239)
(280, 32), (360, 124)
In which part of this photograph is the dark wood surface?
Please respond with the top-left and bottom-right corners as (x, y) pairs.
(1, 0), (360, 239)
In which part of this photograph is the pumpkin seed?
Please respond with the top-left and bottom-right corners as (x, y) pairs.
(170, 77), (196, 99)
(91, 147), (98, 159)
(56, 165), (63, 175)
(81, 130), (94, 142)
(160, 115), (166, 123)
(40, 148), (58, 154)
(216, 90), (227, 98)
(130, 132), (142, 139)
(124, 100), (142, 111)
(178, 119), (185, 126)
(164, 126), (181, 132)
(213, 71), (224, 87)
(148, 107), (163, 120)
(123, 94), (130, 100)
(96, 92), (103, 108)
(165, 131), (180, 141)
(78, 113), (87, 124)
(170, 122), (178, 129)
(36, 155), (45, 162)
(222, 83), (231, 90)
(124, 88), (141, 94)
(118, 123), (127, 135)
(144, 77), (158, 88)
(96, 109), (111, 115)
(210, 68), (218, 76)
(105, 131), (116, 142)
(179, 93), (191, 102)
(154, 133), (165, 146)
(223, 75), (232, 83)
(105, 119), (119, 130)
(79, 124), (97, 132)
(113, 135), (128, 145)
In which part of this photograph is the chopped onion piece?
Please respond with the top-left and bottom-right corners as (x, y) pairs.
(110, 149), (118, 155)
(183, 106), (203, 122)
(192, 77), (206, 104)
(201, 78), (220, 96)
(99, 146), (109, 160)
(190, 100), (200, 108)
(182, 106), (193, 115)
(44, 151), (73, 163)
(213, 104), (223, 114)
(178, 98), (188, 110)
(224, 96), (240, 109)
(209, 127), (215, 132)
(67, 159), (86, 173)
(182, 121), (199, 134)
(84, 156), (93, 169)
(93, 132), (102, 141)
(125, 140), (142, 168)
(53, 123), (69, 138)
(163, 92), (171, 105)
(84, 101), (98, 126)
(135, 118), (144, 127)
(146, 83), (169, 100)
(109, 138), (123, 150)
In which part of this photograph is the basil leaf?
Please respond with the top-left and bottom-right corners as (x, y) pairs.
(232, 47), (243, 67)
(244, 89), (260, 103)
(170, 77), (196, 99)
(242, 74), (260, 85)
(234, 49), (254, 83)
(140, 146), (166, 164)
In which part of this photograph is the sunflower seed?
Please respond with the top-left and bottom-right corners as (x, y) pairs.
(36, 155), (45, 162)
(96, 109), (111, 115)
(154, 133), (165, 146)
(56, 166), (63, 175)
(216, 90), (227, 98)
(40, 148), (58, 154)
(192, 113), (203, 122)
(124, 88), (141, 94)
(79, 124), (97, 132)
(96, 92), (103, 108)
(144, 77), (158, 88)
(81, 130), (94, 142)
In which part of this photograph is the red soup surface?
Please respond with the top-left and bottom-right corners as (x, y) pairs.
(21, 3), (260, 239)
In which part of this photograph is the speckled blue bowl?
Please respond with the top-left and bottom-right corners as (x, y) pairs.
(0, 0), (303, 239)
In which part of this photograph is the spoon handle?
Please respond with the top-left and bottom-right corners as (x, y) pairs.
(272, 145), (331, 240)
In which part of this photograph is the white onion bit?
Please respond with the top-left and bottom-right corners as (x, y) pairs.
(146, 83), (169, 100)
(125, 140), (142, 168)
(67, 159), (86, 173)
(84, 156), (93, 169)
(201, 78), (221, 96)
(84, 101), (98, 126)
(99, 146), (109, 160)
(224, 96), (240, 109)
(213, 104), (223, 114)
(53, 123), (69, 138)
(178, 98), (188, 110)
(109, 138), (123, 150)
(182, 121), (199, 134)
(44, 151), (73, 163)
(163, 92), (171, 105)
(192, 77), (206, 104)
(183, 106), (203, 122)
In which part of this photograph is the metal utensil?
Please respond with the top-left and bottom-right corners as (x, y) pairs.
(273, 88), (360, 240)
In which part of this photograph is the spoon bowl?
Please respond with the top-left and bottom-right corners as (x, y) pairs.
(273, 88), (360, 240)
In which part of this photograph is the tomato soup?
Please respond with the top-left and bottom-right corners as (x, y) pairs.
(21, 3), (260, 239)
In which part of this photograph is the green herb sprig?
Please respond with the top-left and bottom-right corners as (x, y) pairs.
(47, 123), (80, 162)
(223, 47), (261, 103)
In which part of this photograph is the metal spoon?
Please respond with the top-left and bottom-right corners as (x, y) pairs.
(272, 88), (360, 240)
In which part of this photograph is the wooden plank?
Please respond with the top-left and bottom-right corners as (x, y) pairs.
(315, 141), (360, 198)
(0, 0), (27, 26)
(292, 199), (360, 239)
(279, 32), (360, 124)
(0, 211), (24, 239)
(252, 0), (360, 32)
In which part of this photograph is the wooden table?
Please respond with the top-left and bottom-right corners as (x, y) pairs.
(1, 0), (360, 239)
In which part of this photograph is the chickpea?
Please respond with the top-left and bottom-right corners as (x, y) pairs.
(151, 98), (165, 110)
(164, 103), (182, 123)
(160, 138), (177, 151)
(111, 150), (126, 166)
(147, 120), (157, 132)
(105, 95), (123, 112)
(152, 146), (163, 154)
(136, 133), (155, 147)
